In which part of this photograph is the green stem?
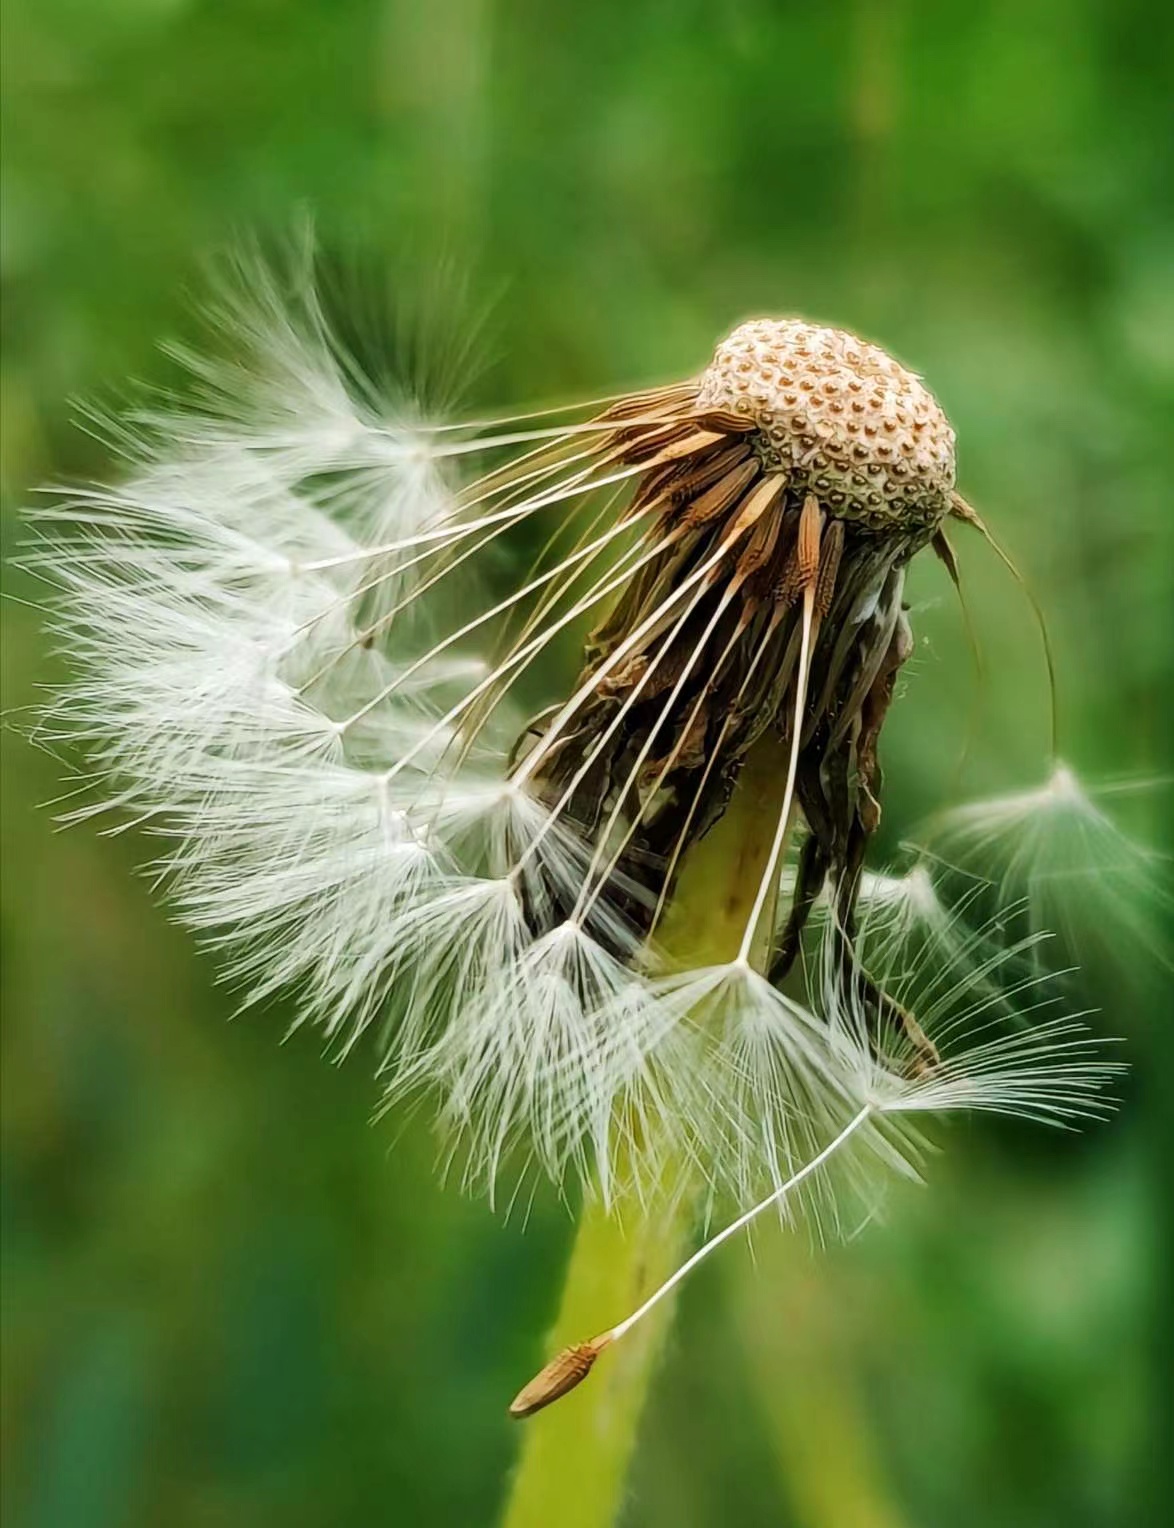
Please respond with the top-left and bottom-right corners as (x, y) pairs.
(499, 1178), (692, 1528)
(501, 737), (791, 1528)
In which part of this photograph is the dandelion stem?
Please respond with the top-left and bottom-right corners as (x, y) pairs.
(500, 1171), (695, 1528)
(500, 734), (793, 1528)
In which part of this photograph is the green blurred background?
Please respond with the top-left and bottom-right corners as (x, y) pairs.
(2, 2), (1172, 1524)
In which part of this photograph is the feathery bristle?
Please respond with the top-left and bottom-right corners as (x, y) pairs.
(924, 764), (1171, 970)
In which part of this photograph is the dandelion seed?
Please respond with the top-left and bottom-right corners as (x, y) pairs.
(777, 857), (1008, 1004)
(511, 908), (1122, 1418)
(923, 763), (1171, 970)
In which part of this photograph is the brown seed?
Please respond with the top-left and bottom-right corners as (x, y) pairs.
(796, 493), (824, 587)
(814, 519), (845, 618)
(728, 472), (787, 553)
(681, 457), (760, 528)
(597, 381), (697, 424)
(508, 1334), (612, 1419)
(691, 407), (758, 433)
(667, 440), (753, 504)
(642, 429), (728, 468)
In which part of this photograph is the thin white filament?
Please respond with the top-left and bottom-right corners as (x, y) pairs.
(404, 382), (697, 437)
(366, 524), (684, 790)
(315, 504), (648, 716)
(344, 512), (657, 743)
(512, 527), (739, 793)
(291, 433), (622, 661)
(301, 459), (646, 575)
(572, 584), (744, 921)
(605, 1105), (873, 1343)
(736, 584), (816, 965)
(648, 607), (786, 934)
(516, 559), (724, 876)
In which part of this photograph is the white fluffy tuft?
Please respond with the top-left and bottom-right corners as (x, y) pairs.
(923, 764), (1171, 971)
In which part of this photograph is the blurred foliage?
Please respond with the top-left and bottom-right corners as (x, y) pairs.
(2, 1), (1172, 1525)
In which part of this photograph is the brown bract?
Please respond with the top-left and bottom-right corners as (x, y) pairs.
(508, 1336), (610, 1419)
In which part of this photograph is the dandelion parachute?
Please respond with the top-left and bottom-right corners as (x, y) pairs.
(923, 764), (1172, 971)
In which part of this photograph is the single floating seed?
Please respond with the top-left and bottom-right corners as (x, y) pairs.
(508, 1334), (612, 1419)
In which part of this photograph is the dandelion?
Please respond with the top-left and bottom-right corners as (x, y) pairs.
(31, 250), (1126, 1470)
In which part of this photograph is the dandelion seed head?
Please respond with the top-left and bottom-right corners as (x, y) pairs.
(31, 249), (1126, 1232)
(695, 319), (956, 529)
